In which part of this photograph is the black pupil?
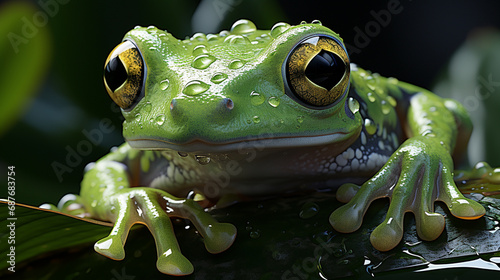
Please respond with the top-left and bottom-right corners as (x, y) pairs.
(105, 56), (128, 92)
(305, 50), (345, 90)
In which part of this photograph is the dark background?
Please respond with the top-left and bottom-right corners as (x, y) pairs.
(2, 0), (500, 206)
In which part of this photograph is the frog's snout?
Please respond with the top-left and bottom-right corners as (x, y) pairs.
(169, 97), (234, 123)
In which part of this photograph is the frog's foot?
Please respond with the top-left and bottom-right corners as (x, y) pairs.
(94, 188), (236, 276)
(40, 194), (89, 217)
(329, 137), (485, 252)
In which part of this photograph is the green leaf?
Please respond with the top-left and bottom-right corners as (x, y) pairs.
(0, 201), (111, 272)
(1, 194), (500, 279)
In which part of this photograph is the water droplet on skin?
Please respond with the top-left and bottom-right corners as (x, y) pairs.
(297, 116), (304, 124)
(348, 97), (360, 114)
(367, 92), (376, 102)
(192, 54), (216, 69)
(211, 72), (228, 84)
(311, 19), (322, 25)
(135, 113), (141, 122)
(155, 114), (165, 125)
(250, 91), (265, 105)
(178, 152), (188, 157)
(224, 35), (250, 45)
(299, 202), (320, 219)
(143, 102), (152, 113)
(388, 77), (399, 85)
(381, 100), (391, 115)
(182, 80), (210, 96)
(195, 155), (211, 165)
(160, 79), (169, 90)
(228, 59), (245, 69)
(364, 119), (377, 135)
(268, 96), (280, 107)
(191, 32), (206, 41)
(387, 95), (397, 107)
(230, 19), (257, 34)
(252, 116), (260, 124)
(219, 30), (230, 37)
(206, 34), (219, 42)
(270, 22), (290, 38)
(192, 45), (208, 56)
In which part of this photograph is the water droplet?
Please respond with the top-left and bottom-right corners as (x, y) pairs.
(249, 230), (261, 239)
(192, 54), (216, 69)
(160, 79), (169, 90)
(206, 34), (219, 42)
(192, 45), (208, 56)
(367, 92), (376, 102)
(191, 32), (206, 41)
(143, 102), (152, 113)
(270, 22), (290, 38)
(268, 96), (280, 107)
(178, 152), (188, 157)
(348, 97), (359, 114)
(297, 116), (304, 123)
(228, 59), (245, 69)
(134, 113), (141, 122)
(364, 119), (377, 135)
(311, 19), (322, 25)
(182, 80), (210, 96)
(252, 116), (261, 124)
(250, 91), (265, 105)
(387, 77), (399, 85)
(224, 35), (250, 45)
(211, 72), (228, 84)
(195, 155), (211, 165)
(230, 19), (257, 34)
(219, 30), (230, 37)
(387, 95), (397, 107)
(155, 114), (165, 126)
(299, 202), (320, 219)
(381, 101), (391, 115)
(300, 20), (307, 25)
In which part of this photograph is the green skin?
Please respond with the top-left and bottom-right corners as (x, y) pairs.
(63, 20), (486, 275)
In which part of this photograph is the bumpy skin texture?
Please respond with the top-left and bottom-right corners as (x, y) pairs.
(54, 20), (485, 275)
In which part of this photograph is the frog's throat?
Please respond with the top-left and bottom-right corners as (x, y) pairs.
(126, 130), (359, 154)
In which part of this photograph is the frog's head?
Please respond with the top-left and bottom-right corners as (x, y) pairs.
(103, 20), (362, 154)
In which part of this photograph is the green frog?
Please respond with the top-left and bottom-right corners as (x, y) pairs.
(53, 19), (487, 275)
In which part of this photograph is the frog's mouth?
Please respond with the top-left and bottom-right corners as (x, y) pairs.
(126, 129), (358, 154)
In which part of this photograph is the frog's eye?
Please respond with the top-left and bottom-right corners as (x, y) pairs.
(284, 35), (350, 108)
(104, 40), (145, 110)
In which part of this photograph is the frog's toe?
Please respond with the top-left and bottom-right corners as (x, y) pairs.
(336, 183), (361, 203)
(370, 217), (404, 252)
(203, 223), (237, 254)
(157, 250), (194, 276)
(448, 197), (485, 220)
(415, 211), (445, 241)
(329, 195), (368, 233)
(94, 236), (125, 260)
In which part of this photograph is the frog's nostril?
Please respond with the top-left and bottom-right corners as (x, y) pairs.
(222, 98), (234, 110)
(170, 98), (177, 111)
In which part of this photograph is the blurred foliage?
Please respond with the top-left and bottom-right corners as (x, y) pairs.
(0, 2), (50, 135)
(433, 29), (500, 167)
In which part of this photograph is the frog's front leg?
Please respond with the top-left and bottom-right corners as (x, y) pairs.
(330, 91), (485, 251)
(80, 147), (236, 275)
